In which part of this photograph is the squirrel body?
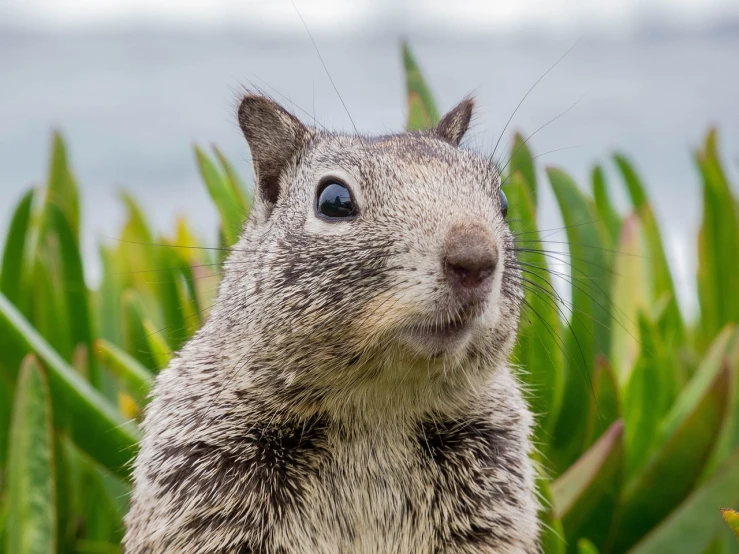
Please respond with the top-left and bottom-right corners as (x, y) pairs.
(124, 95), (539, 553)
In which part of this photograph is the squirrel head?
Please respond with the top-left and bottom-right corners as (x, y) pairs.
(217, 94), (522, 412)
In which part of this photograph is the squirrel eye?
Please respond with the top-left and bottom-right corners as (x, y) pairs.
(316, 181), (357, 220)
(499, 190), (509, 219)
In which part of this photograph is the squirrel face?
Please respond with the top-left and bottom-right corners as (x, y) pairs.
(223, 95), (522, 406)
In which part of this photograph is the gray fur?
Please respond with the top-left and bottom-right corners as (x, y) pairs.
(124, 95), (539, 554)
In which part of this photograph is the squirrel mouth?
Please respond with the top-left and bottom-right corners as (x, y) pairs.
(396, 304), (485, 357)
(407, 316), (470, 339)
(397, 315), (475, 358)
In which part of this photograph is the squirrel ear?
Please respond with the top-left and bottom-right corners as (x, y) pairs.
(433, 97), (475, 146)
(238, 94), (310, 208)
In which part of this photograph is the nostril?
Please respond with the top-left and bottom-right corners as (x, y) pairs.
(446, 255), (497, 288)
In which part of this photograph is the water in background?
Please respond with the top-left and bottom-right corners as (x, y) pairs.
(1, 30), (738, 318)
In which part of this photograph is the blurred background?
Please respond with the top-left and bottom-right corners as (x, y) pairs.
(3, 3), (739, 552)
(1, 0), (739, 315)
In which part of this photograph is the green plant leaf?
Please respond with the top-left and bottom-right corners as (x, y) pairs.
(76, 463), (128, 544)
(591, 166), (621, 250)
(696, 129), (739, 347)
(0, 501), (7, 554)
(0, 291), (139, 479)
(615, 347), (732, 551)
(96, 245), (124, 347)
(614, 154), (684, 344)
(94, 339), (152, 406)
(214, 145), (252, 216)
(46, 203), (98, 386)
(45, 132), (80, 242)
(115, 195), (190, 352)
(660, 326), (736, 440)
(507, 171), (564, 436)
(539, 475), (567, 554)
(402, 41), (440, 131)
(703, 333), (739, 479)
(121, 289), (157, 371)
(535, 447), (567, 554)
(142, 320), (173, 370)
(583, 355), (621, 449)
(623, 312), (674, 477)
(0, 190), (35, 391)
(508, 133), (538, 205)
(0, 189), (34, 306)
(6, 355), (56, 554)
(196, 146), (245, 247)
(628, 447), (739, 553)
(722, 509), (739, 542)
(30, 249), (73, 362)
(608, 214), (647, 384)
(552, 420), (624, 551)
(0, 371), (12, 489)
(547, 167), (612, 472)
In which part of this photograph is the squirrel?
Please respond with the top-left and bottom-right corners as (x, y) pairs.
(123, 93), (539, 554)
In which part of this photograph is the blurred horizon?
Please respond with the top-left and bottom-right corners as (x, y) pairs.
(3, 0), (739, 37)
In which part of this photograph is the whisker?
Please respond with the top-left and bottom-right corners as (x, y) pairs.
(490, 38), (582, 164)
(290, 0), (359, 136)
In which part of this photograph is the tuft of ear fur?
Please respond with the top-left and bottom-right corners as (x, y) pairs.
(434, 97), (475, 146)
(237, 94), (310, 208)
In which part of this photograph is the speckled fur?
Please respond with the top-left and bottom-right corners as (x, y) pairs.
(124, 95), (539, 553)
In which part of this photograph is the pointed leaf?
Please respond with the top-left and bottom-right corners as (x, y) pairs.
(402, 41), (440, 131)
(508, 133), (538, 204)
(0, 291), (139, 479)
(547, 167), (611, 471)
(609, 214), (647, 384)
(45, 132), (80, 241)
(6, 355), (56, 554)
(0, 190), (35, 385)
(0, 189), (34, 304)
(196, 146), (245, 247)
(614, 154), (684, 343)
(214, 145), (252, 216)
(46, 203), (97, 386)
(696, 129), (739, 346)
(591, 166), (621, 250)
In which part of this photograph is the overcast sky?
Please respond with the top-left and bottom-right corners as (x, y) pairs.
(3, 0), (739, 36)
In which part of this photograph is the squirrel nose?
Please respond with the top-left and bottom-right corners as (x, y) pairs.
(443, 223), (499, 289)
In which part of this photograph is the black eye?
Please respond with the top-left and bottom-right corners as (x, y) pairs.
(499, 190), (508, 218)
(316, 181), (357, 220)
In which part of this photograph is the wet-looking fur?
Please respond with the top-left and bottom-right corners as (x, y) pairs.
(124, 94), (539, 553)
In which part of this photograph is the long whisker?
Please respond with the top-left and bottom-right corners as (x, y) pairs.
(290, 0), (359, 136)
(489, 38), (582, 164)
(499, 95), (584, 178)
